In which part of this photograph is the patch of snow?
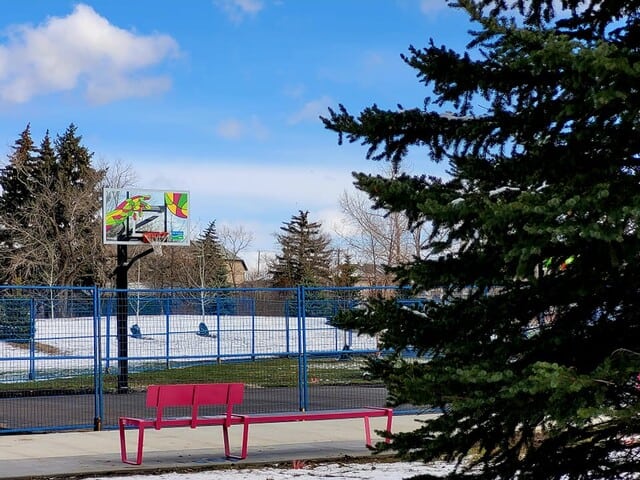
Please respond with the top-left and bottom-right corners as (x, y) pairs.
(86, 460), (454, 480)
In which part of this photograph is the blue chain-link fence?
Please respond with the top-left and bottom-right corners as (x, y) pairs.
(0, 285), (429, 433)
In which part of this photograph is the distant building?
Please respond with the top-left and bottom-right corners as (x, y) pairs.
(354, 263), (394, 287)
(223, 249), (248, 286)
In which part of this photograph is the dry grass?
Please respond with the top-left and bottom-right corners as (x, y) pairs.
(7, 341), (65, 355)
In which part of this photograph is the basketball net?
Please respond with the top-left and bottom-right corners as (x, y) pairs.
(142, 232), (169, 256)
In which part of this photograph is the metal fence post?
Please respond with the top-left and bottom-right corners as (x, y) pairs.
(296, 285), (309, 411)
(251, 300), (256, 361)
(93, 286), (103, 431)
(216, 295), (221, 363)
(28, 298), (35, 380)
(216, 296), (222, 362)
(103, 294), (112, 373)
(165, 296), (171, 369)
(285, 300), (291, 355)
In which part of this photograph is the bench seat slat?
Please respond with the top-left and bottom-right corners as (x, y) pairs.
(120, 416), (192, 429)
(192, 414), (245, 427)
(242, 407), (391, 424)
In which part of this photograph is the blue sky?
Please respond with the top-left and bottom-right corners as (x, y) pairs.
(0, 1), (472, 270)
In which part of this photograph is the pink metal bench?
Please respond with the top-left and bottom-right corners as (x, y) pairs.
(118, 383), (245, 465)
(119, 382), (393, 464)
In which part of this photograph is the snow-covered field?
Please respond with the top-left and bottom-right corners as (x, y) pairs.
(0, 314), (377, 381)
(87, 460), (453, 480)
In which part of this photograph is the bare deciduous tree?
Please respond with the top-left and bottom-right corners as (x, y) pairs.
(219, 224), (253, 287)
(335, 188), (428, 285)
(4, 168), (106, 289)
(97, 157), (138, 190)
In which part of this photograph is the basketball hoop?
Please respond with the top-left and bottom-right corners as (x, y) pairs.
(142, 232), (169, 256)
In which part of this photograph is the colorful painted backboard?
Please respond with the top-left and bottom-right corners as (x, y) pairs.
(102, 188), (190, 246)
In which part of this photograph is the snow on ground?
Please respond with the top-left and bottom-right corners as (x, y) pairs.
(87, 460), (454, 480)
(0, 314), (378, 380)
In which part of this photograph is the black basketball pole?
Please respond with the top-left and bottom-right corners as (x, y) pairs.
(115, 244), (129, 393)
(115, 244), (154, 394)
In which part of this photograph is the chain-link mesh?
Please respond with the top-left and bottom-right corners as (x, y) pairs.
(0, 285), (432, 433)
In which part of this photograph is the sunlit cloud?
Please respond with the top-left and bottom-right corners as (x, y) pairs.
(418, 0), (451, 15)
(215, 118), (244, 139)
(362, 51), (385, 69)
(139, 160), (355, 258)
(139, 161), (353, 206)
(0, 4), (179, 105)
(215, 115), (269, 140)
(283, 83), (306, 99)
(288, 95), (333, 125)
(214, 0), (264, 23)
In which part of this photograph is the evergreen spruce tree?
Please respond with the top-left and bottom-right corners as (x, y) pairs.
(52, 124), (106, 286)
(36, 131), (57, 189)
(53, 124), (100, 226)
(334, 251), (359, 287)
(0, 125), (37, 225)
(0, 125), (37, 283)
(323, 1), (640, 478)
(191, 220), (230, 288)
(270, 210), (333, 287)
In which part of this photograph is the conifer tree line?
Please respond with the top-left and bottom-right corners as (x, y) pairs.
(323, 0), (640, 478)
(0, 124), (108, 287)
(0, 125), (413, 288)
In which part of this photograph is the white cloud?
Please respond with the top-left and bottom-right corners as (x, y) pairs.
(0, 4), (179, 104)
(283, 83), (305, 99)
(418, 0), (450, 15)
(247, 115), (270, 140)
(214, 0), (264, 23)
(139, 161), (352, 207)
(362, 51), (385, 69)
(288, 95), (333, 125)
(133, 159), (358, 265)
(215, 119), (244, 139)
(215, 115), (269, 140)
(316, 205), (350, 237)
(86, 75), (172, 105)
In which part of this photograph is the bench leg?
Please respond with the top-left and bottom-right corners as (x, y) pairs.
(119, 419), (146, 465)
(223, 422), (249, 460)
(363, 416), (373, 447)
(222, 424), (232, 458)
(241, 421), (249, 459)
(363, 411), (394, 447)
(384, 410), (393, 444)
(118, 419), (128, 462)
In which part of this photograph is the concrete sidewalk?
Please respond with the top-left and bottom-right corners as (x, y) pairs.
(0, 414), (433, 479)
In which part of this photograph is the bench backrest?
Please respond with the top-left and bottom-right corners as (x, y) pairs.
(145, 383), (245, 427)
(193, 383), (244, 426)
